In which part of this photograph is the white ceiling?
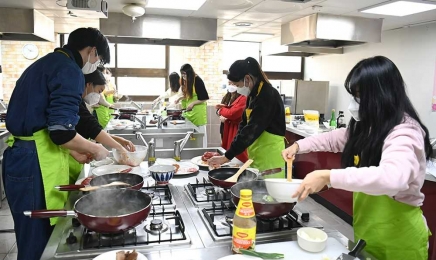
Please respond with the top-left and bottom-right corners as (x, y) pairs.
(1, 0), (436, 41)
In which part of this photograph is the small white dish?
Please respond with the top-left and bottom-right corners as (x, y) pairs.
(297, 227), (328, 253)
(93, 250), (148, 260)
(113, 125), (127, 130)
(91, 165), (142, 176)
(217, 255), (261, 260)
(90, 158), (114, 167)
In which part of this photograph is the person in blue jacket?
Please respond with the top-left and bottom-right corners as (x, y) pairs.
(3, 27), (110, 260)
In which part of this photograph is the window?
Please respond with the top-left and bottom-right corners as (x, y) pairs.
(262, 56), (301, 73)
(222, 41), (260, 70)
(117, 77), (165, 96)
(117, 44), (165, 69)
(107, 43), (115, 68)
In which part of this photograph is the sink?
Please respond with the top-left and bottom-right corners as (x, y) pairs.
(153, 148), (225, 160)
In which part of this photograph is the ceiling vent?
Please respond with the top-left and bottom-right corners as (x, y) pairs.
(67, 0), (108, 18)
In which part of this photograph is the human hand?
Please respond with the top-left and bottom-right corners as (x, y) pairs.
(91, 143), (110, 161)
(117, 137), (136, 152)
(282, 143), (299, 161)
(70, 150), (92, 164)
(186, 104), (194, 111)
(208, 156), (230, 169)
(292, 170), (331, 201)
(219, 116), (227, 123)
(215, 104), (226, 109)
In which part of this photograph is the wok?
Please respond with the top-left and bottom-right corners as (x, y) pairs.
(55, 173), (144, 191)
(208, 167), (258, 189)
(231, 180), (295, 219)
(24, 189), (151, 233)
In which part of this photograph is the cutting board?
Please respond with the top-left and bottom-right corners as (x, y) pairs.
(254, 238), (349, 260)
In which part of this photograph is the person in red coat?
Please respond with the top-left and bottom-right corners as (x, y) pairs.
(216, 85), (248, 162)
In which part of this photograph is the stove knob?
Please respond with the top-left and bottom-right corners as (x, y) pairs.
(301, 212), (310, 222)
(66, 232), (77, 244)
(72, 218), (81, 228)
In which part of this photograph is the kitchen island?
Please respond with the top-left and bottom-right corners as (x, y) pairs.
(285, 123), (436, 260)
(40, 148), (374, 260)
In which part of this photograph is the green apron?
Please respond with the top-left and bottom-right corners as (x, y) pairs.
(353, 155), (430, 259)
(245, 82), (285, 178)
(7, 129), (69, 225)
(182, 79), (207, 127)
(68, 155), (83, 184)
(95, 94), (114, 128)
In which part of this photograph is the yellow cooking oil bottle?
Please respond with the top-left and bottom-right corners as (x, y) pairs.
(232, 189), (257, 254)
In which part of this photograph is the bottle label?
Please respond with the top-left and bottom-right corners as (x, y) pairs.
(236, 201), (255, 217)
(232, 226), (256, 253)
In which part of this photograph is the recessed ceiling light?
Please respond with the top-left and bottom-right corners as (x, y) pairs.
(146, 0), (206, 10)
(360, 0), (436, 16)
(234, 22), (253, 27)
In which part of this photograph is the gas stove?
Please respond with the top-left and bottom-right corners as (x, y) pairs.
(52, 184), (193, 259)
(183, 178), (323, 242)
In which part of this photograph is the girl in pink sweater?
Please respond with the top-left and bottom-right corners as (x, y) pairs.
(282, 56), (433, 260)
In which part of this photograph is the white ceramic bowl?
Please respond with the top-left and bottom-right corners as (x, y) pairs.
(305, 127), (317, 134)
(264, 179), (303, 203)
(113, 125), (127, 130)
(297, 227), (328, 252)
(149, 165), (176, 185)
(112, 145), (148, 167)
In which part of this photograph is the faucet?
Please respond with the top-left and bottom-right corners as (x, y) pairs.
(174, 131), (194, 161)
(157, 115), (172, 129)
(135, 132), (149, 150)
(148, 138), (156, 166)
(130, 101), (142, 110)
(130, 115), (147, 129)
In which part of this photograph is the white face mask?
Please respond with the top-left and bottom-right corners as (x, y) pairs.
(227, 85), (238, 93)
(237, 77), (251, 96)
(84, 90), (101, 106)
(82, 51), (100, 75)
(348, 97), (360, 121)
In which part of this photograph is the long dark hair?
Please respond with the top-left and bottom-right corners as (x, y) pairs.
(227, 57), (270, 85)
(169, 72), (181, 92)
(342, 56), (432, 168)
(180, 64), (195, 99)
(221, 91), (241, 106)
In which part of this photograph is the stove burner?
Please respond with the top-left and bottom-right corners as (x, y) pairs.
(144, 219), (169, 235)
(72, 218), (81, 228)
(143, 190), (159, 200)
(66, 232), (77, 244)
(99, 232), (125, 241)
(204, 186), (216, 196)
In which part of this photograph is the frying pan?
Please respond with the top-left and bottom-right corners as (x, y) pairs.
(55, 173), (144, 191)
(118, 107), (138, 113)
(24, 189), (151, 233)
(208, 167), (258, 189)
(231, 180), (295, 219)
(167, 109), (186, 117)
(231, 180), (329, 219)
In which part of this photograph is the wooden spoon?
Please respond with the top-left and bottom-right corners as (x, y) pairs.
(80, 181), (131, 192)
(225, 159), (254, 182)
(286, 158), (293, 182)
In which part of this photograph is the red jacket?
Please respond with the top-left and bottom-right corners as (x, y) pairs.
(219, 95), (248, 163)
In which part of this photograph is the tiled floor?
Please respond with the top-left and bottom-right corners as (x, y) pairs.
(0, 196), (353, 260)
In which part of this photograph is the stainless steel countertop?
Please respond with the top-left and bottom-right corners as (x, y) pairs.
(41, 161), (375, 260)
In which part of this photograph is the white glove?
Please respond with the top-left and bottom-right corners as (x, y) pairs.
(92, 144), (110, 161)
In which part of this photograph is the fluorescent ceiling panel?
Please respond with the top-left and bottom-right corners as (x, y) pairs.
(146, 0), (206, 10)
(360, 1), (436, 16)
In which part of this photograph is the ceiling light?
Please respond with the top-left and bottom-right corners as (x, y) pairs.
(123, 4), (145, 21)
(146, 0), (206, 10)
(232, 32), (275, 42)
(360, 0), (436, 16)
(234, 22), (253, 27)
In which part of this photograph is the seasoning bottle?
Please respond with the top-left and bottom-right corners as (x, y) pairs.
(337, 111), (345, 128)
(232, 189), (256, 254)
(285, 107), (291, 124)
(329, 109), (337, 130)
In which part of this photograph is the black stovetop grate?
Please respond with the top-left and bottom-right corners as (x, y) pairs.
(186, 178), (232, 203)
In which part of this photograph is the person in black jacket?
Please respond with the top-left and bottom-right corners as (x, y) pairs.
(68, 69), (135, 183)
(208, 57), (286, 178)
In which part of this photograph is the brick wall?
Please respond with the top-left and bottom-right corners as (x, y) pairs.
(1, 40), (57, 101)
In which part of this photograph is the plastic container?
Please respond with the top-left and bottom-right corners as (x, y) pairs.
(112, 145), (148, 167)
(232, 189), (256, 254)
(297, 227), (328, 252)
(303, 110), (320, 129)
(285, 107), (291, 124)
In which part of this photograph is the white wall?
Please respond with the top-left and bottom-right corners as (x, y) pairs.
(304, 22), (436, 137)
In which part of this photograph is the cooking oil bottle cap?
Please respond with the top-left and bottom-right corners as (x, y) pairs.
(240, 189), (252, 197)
(285, 107), (290, 113)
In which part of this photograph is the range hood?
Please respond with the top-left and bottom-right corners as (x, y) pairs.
(272, 13), (382, 56)
(100, 13), (217, 47)
(0, 8), (54, 42)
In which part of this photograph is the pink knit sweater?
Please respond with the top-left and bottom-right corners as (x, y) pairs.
(296, 118), (427, 207)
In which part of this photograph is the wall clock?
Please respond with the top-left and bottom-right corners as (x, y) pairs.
(22, 44), (39, 60)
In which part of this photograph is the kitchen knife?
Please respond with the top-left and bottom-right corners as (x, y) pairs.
(336, 239), (366, 260)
